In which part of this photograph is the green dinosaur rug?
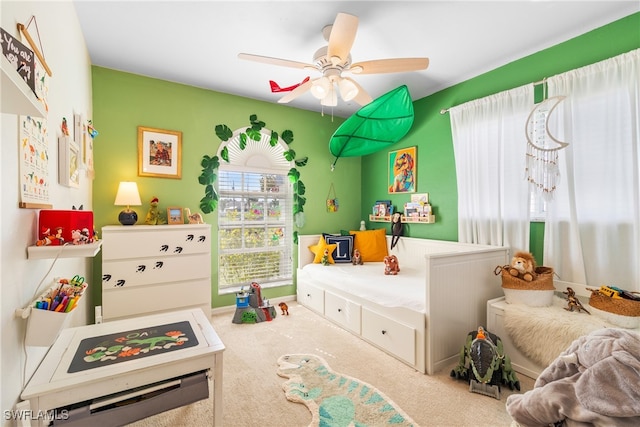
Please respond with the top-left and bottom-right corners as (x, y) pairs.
(277, 354), (416, 427)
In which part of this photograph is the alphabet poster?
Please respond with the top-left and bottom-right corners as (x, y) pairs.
(19, 115), (51, 208)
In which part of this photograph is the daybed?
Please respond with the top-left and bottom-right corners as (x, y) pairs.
(296, 232), (508, 375)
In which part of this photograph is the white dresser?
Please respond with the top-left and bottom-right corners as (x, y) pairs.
(101, 224), (211, 321)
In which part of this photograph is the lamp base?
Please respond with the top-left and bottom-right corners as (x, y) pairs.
(118, 209), (138, 226)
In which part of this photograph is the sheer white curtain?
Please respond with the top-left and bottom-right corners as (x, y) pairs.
(545, 49), (640, 290)
(450, 85), (533, 250)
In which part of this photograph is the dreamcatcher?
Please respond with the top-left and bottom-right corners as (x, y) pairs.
(524, 92), (570, 201)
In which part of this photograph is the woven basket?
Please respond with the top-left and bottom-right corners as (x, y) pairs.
(495, 265), (555, 290)
(589, 292), (640, 317)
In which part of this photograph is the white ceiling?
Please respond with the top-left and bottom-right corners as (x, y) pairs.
(73, 1), (639, 118)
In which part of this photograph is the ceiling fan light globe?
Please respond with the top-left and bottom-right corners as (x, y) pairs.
(310, 77), (331, 99)
(338, 78), (359, 101)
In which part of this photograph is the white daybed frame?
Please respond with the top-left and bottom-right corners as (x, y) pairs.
(296, 234), (509, 375)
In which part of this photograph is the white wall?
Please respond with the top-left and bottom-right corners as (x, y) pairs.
(1, 1), (93, 423)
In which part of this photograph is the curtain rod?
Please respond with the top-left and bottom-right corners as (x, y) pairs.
(440, 78), (547, 114)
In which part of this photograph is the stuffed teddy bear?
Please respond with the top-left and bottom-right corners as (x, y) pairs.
(508, 251), (536, 282)
(352, 248), (363, 265)
(384, 255), (400, 275)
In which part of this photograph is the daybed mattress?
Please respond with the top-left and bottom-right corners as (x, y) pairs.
(300, 263), (426, 313)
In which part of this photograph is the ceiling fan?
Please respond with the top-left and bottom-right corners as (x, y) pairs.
(238, 12), (429, 107)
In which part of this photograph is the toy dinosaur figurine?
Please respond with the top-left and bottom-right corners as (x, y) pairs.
(450, 326), (520, 399)
(564, 287), (590, 314)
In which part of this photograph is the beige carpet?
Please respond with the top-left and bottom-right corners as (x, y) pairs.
(128, 302), (534, 427)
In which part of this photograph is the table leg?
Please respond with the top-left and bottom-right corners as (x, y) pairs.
(213, 352), (223, 426)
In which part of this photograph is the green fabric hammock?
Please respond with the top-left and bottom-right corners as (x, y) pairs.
(330, 85), (414, 168)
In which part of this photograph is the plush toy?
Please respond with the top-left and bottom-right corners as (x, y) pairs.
(352, 248), (363, 265)
(508, 251), (536, 282)
(390, 212), (403, 250)
(145, 197), (166, 225)
(321, 248), (330, 266)
(384, 255), (400, 275)
(279, 302), (289, 315)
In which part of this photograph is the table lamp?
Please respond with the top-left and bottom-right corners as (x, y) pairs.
(114, 181), (142, 225)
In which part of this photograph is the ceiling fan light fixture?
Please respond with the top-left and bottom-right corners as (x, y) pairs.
(320, 84), (337, 107)
(338, 78), (358, 101)
(310, 77), (331, 99)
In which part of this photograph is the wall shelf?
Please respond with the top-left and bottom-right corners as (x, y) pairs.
(369, 214), (436, 224)
(1, 54), (45, 117)
(27, 241), (102, 259)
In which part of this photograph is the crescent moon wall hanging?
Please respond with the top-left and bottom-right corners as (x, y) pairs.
(524, 95), (570, 200)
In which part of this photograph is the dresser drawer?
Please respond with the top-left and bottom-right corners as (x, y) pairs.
(324, 291), (361, 334)
(362, 308), (416, 365)
(102, 253), (210, 289)
(297, 281), (324, 314)
(102, 225), (211, 260)
(102, 278), (211, 321)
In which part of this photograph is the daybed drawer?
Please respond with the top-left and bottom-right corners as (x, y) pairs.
(362, 308), (416, 366)
(297, 281), (324, 314)
(324, 291), (361, 334)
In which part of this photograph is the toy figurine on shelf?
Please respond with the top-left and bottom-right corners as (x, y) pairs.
(145, 197), (166, 225)
(61, 117), (70, 136)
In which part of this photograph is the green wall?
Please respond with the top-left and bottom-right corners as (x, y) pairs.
(90, 69), (361, 309)
(361, 13), (639, 264)
(92, 13), (638, 309)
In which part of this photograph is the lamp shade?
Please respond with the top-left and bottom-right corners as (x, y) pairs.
(114, 181), (141, 225)
(114, 182), (142, 207)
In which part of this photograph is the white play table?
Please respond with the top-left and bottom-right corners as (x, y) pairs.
(21, 308), (224, 426)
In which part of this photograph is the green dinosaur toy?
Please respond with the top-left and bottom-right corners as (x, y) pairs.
(145, 196), (166, 225)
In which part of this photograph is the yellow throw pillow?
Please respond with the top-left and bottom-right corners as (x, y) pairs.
(308, 236), (337, 264)
(350, 228), (389, 262)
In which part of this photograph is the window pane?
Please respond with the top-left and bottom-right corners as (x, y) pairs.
(217, 138), (293, 291)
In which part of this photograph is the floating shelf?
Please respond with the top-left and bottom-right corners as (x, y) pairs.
(27, 241), (102, 259)
(369, 215), (436, 224)
(1, 54), (45, 117)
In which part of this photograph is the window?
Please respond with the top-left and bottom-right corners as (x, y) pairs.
(217, 130), (293, 293)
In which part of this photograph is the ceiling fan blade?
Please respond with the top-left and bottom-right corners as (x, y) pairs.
(238, 53), (314, 70)
(350, 58), (429, 74)
(277, 79), (314, 103)
(345, 78), (373, 106)
(326, 13), (358, 64)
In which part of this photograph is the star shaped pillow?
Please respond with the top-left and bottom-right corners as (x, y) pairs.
(308, 236), (337, 264)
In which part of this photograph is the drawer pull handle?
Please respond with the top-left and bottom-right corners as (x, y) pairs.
(307, 294), (311, 297)
(338, 308), (342, 312)
(381, 330), (387, 335)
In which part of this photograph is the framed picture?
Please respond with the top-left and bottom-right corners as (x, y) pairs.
(138, 126), (182, 179)
(388, 146), (417, 193)
(167, 207), (184, 225)
(58, 135), (81, 188)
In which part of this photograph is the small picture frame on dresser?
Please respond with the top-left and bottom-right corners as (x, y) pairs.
(167, 207), (184, 224)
